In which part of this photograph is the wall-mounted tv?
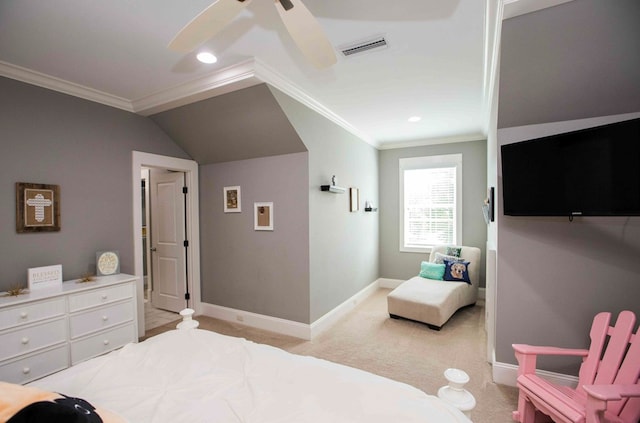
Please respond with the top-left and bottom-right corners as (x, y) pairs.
(501, 117), (640, 217)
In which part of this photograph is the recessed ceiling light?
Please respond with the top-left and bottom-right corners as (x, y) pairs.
(196, 52), (217, 64)
(408, 116), (422, 123)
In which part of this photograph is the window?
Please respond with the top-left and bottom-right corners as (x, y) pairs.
(399, 154), (462, 252)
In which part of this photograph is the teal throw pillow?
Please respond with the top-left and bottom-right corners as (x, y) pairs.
(419, 261), (445, 280)
(443, 259), (471, 284)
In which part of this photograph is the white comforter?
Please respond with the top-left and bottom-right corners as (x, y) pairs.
(32, 329), (471, 423)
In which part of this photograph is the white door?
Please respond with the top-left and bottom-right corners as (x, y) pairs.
(150, 169), (186, 313)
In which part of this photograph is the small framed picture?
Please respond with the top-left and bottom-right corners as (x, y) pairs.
(224, 186), (241, 213)
(349, 187), (359, 212)
(254, 202), (273, 231)
(16, 182), (61, 232)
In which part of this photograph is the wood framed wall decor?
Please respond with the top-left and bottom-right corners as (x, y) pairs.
(224, 186), (241, 213)
(16, 182), (61, 232)
(254, 202), (273, 231)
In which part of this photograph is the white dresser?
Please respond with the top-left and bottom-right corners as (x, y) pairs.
(0, 274), (138, 384)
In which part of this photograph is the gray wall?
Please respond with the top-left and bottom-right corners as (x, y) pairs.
(499, 0), (640, 129)
(379, 141), (488, 286)
(496, 0), (640, 371)
(0, 77), (190, 291)
(199, 152), (310, 323)
(269, 87), (380, 322)
(497, 114), (640, 373)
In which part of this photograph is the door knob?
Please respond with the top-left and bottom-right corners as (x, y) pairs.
(150, 247), (157, 252)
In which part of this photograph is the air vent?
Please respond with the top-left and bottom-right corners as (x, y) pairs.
(340, 36), (388, 57)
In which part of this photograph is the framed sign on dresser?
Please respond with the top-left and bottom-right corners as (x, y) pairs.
(0, 274), (138, 384)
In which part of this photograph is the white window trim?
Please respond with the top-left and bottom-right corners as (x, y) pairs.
(399, 154), (463, 253)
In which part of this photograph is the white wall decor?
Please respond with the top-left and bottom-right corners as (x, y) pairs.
(28, 264), (62, 291)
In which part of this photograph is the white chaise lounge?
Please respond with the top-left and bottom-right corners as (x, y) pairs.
(387, 245), (481, 330)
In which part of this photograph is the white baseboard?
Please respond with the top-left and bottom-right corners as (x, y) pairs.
(310, 279), (380, 339)
(492, 361), (579, 388)
(200, 279), (383, 341)
(200, 302), (312, 340)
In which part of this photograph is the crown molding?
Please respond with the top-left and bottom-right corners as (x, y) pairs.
(0, 57), (375, 147)
(0, 60), (133, 112)
(0, 58), (485, 151)
(134, 57), (378, 146)
(133, 59), (262, 116)
(252, 59), (378, 148)
(377, 132), (486, 150)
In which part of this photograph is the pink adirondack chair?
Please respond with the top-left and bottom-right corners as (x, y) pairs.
(512, 310), (640, 423)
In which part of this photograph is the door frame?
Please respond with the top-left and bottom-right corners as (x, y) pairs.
(132, 151), (201, 338)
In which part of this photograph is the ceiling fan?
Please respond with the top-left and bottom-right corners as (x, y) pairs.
(168, 0), (337, 69)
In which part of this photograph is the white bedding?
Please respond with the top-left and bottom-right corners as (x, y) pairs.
(31, 329), (471, 423)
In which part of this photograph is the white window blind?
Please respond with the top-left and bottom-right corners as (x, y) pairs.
(399, 154), (462, 252)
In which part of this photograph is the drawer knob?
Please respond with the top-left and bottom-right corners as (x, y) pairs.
(20, 312), (28, 319)
(21, 337), (29, 345)
(23, 367), (30, 374)
(101, 294), (108, 300)
(102, 315), (109, 321)
(103, 339), (110, 346)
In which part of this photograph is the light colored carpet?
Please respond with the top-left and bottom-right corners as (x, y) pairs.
(145, 288), (518, 423)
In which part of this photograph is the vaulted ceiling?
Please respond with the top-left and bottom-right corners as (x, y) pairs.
(150, 84), (307, 164)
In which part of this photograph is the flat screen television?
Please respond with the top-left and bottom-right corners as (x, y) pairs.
(501, 117), (640, 217)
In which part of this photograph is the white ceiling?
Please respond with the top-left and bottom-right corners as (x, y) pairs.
(0, 0), (565, 149)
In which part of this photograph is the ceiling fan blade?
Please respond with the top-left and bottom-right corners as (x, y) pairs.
(274, 0), (337, 69)
(168, 0), (252, 53)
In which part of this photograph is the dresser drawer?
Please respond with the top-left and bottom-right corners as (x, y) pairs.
(0, 297), (65, 331)
(0, 345), (69, 384)
(70, 323), (135, 365)
(0, 318), (67, 361)
(69, 300), (134, 339)
(68, 283), (133, 312)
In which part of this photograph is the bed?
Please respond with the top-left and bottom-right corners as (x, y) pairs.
(16, 328), (471, 422)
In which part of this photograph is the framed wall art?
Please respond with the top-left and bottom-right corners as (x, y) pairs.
(224, 186), (241, 213)
(16, 182), (61, 233)
(254, 202), (273, 231)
